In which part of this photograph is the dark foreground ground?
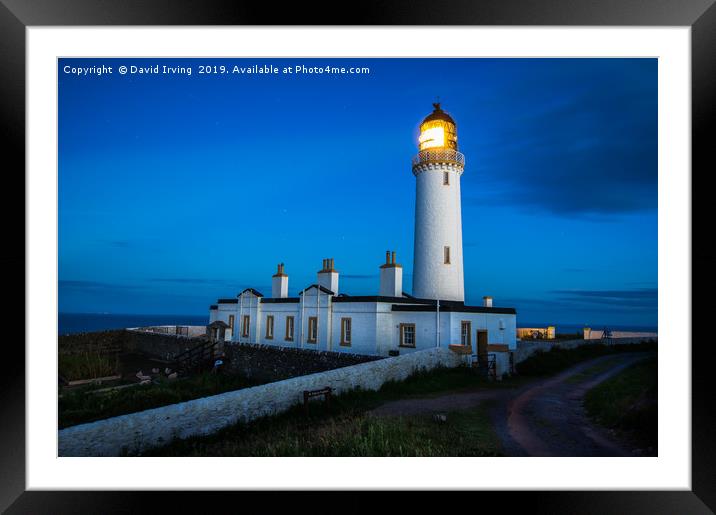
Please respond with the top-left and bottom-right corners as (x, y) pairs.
(140, 345), (657, 457)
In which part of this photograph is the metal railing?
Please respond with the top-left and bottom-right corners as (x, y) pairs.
(412, 149), (465, 168)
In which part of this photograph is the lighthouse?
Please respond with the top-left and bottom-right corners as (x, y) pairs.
(411, 103), (465, 302)
(209, 101), (517, 360)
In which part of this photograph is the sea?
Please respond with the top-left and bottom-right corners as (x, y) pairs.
(58, 313), (656, 337)
(58, 313), (209, 336)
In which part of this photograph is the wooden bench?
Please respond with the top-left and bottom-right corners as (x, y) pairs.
(303, 387), (332, 414)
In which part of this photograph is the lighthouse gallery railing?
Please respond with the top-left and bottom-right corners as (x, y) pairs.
(412, 149), (465, 168)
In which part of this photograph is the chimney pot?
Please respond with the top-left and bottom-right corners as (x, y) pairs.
(391, 251), (396, 264)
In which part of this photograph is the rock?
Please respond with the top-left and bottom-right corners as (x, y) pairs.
(433, 413), (447, 423)
(139, 379), (151, 385)
(151, 368), (159, 374)
(167, 372), (178, 380)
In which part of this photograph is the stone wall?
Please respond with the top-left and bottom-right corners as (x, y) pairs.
(223, 343), (381, 383)
(123, 330), (203, 361)
(58, 347), (464, 457)
(59, 330), (126, 353)
(513, 336), (658, 364)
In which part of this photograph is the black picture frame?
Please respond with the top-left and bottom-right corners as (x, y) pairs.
(4, 0), (714, 512)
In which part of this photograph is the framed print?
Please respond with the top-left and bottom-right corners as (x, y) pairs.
(4, 0), (715, 512)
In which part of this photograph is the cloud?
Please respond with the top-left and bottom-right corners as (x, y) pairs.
(59, 280), (146, 291)
(465, 70), (657, 218)
(149, 278), (236, 286)
(550, 288), (657, 310)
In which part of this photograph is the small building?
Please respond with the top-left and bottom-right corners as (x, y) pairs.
(517, 326), (556, 340)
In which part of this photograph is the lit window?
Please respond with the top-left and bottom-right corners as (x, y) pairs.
(444, 246), (451, 264)
(241, 315), (250, 337)
(443, 172), (449, 185)
(285, 316), (294, 341)
(400, 323), (416, 347)
(308, 317), (318, 343)
(341, 318), (352, 346)
(265, 315), (274, 339)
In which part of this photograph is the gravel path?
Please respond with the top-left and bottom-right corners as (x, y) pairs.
(369, 352), (653, 457)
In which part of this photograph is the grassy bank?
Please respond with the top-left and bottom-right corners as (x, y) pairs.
(584, 357), (657, 452)
(59, 372), (263, 429)
(515, 341), (657, 376)
(141, 366), (503, 457)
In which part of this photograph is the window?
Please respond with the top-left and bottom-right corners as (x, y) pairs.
(228, 315), (234, 331)
(444, 246), (451, 264)
(241, 315), (250, 338)
(285, 316), (295, 341)
(307, 316), (318, 343)
(443, 171), (449, 185)
(340, 318), (352, 346)
(265, 315), (274, 339)
(461, 321), (472, 346)
(400, 323), (416, 347)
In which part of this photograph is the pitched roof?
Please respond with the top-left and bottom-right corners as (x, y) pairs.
(299, 284), (334, 295)
(239, 288), (264, 298)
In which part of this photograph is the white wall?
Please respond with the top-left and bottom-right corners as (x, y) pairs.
(256, 302), (300, 348)
(58, 347), (464, 457)
(412, 163), (465, 301)
(330, 302), (378, 356)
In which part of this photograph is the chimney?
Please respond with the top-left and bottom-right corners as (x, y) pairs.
(317, 257), (339, 295)
(272, 263), (288, 298)
(483, 296), (493, 308)
(379, 250), (403, 297)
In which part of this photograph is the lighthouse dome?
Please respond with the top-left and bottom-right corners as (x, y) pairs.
(418, 103), (458, 151)
(421, 102), (456, 125)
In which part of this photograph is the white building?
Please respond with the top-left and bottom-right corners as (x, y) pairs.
(209, 104), (517, 359)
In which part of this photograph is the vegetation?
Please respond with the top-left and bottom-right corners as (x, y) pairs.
(58, 330), (126, 381)
(584, 357), (657, 451)
(58, 349), (120, 382)
(141, 368), (503, 457)
(515, 340), (657, 376)
(59, 372), (263, 429)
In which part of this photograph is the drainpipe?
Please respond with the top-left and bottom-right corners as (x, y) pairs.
(436, 299), (441, 348)
(300, 289), (305, 349)
(254, 295), (260, 345)
(316, 285), (320, 347)
(239, 293), (244, 344)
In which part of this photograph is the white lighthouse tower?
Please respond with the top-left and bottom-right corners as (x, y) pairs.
(412, 103), (465, 302)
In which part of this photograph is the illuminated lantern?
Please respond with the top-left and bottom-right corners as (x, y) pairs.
(418, 102), (458, 151)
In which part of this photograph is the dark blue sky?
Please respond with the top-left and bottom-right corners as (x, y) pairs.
(58, 58), (657, 328)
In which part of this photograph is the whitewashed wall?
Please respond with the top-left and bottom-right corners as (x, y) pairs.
(58, 347), (464, 457)
(412, 164), (465, 302)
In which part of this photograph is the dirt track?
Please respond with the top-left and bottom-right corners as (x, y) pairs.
(370, 353), (653, 457)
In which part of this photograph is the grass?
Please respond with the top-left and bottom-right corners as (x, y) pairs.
(59, 372), (263, 429)
(142, 399), (502, 457)
(515, 340), (657, 377)
(564, 356), (623, 384)
(584, 357), (657, 451)
(58, 351), (120, 382)
(139, 365), (506, 456)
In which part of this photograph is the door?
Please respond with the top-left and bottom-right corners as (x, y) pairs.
(476, 330), (489, 366)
